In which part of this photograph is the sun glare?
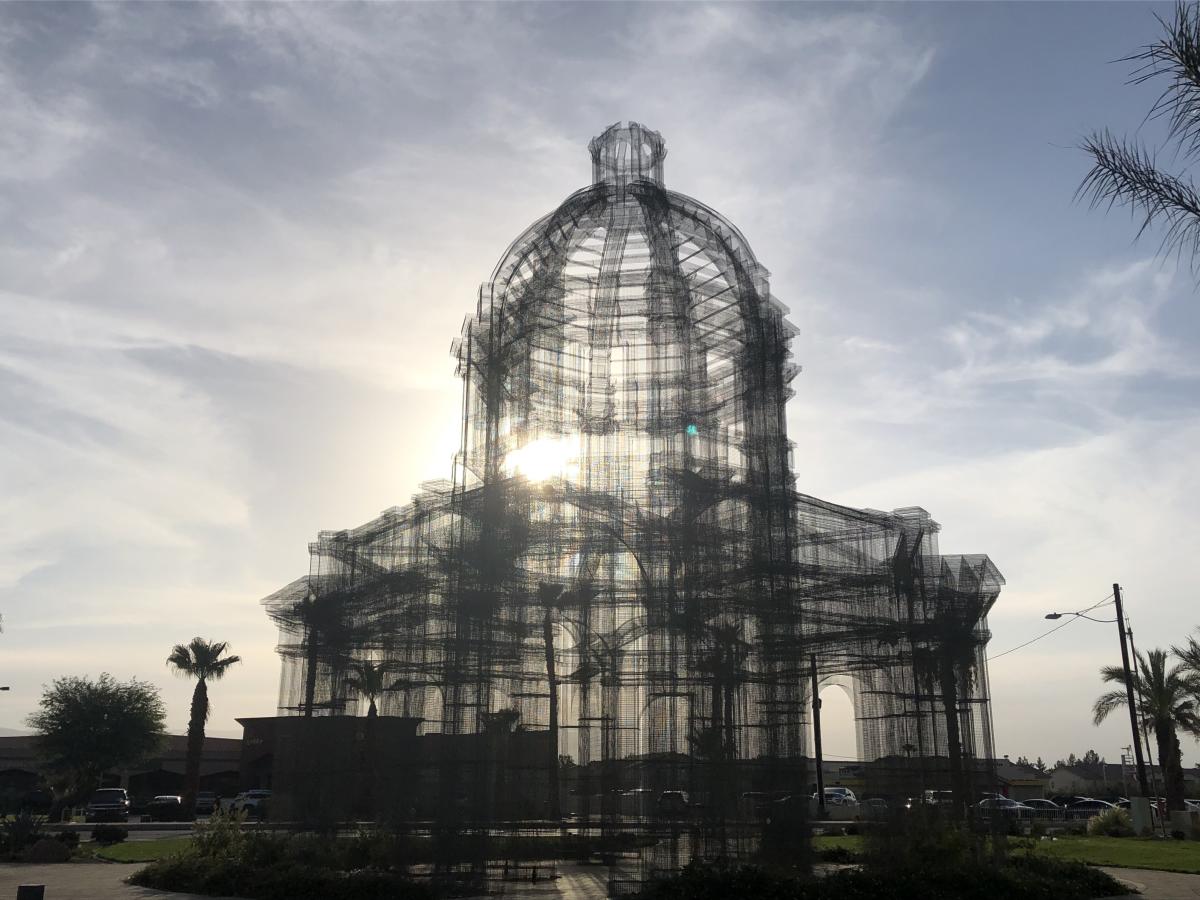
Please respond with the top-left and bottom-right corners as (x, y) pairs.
(505, 435), (579, 482)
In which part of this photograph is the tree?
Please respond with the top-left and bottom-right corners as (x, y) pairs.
(1093, 647), (1200, 811)
(340, 658), (396, 718)
(1173, 628), (1200, 683)
(535, 581), (567, 822)
(1034, 756), (1048, 774)
(1080, 2), (1200, 271)
(167, 638), (242, 811)
(27, 673), (166, 805)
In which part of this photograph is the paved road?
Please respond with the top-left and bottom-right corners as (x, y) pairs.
(1101, 866), (1200, 900)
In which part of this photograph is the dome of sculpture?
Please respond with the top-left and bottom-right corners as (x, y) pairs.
(456, 122), (798, 491)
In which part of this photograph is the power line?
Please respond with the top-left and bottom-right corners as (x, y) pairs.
(987, 594), (1114, 662)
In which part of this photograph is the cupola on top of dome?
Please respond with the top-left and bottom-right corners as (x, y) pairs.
(588, 121), (666, 187)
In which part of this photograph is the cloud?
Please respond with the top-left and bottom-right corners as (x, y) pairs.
(2, 1), (1195, 766)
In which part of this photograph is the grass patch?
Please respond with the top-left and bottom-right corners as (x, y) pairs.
(812, 835), (863, 854)
(94, 836), (192, 862)
(1031, 834), (1200, 873)
(814, 830), (1200, 874)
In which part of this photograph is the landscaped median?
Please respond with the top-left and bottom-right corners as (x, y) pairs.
(1035, 835), (1200, 874)
(93, 836), (192, 863)
(814, 831), (1200, 874)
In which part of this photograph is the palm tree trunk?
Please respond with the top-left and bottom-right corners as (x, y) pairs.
(184, 678), (208, 813)
(543, 609), (560, 821)
(939, 656), (966, 818)
(1155, 720), (1187, 812)
(304, 627), (319, 717)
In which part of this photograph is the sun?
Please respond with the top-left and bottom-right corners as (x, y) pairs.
(505, 435), (579, 482)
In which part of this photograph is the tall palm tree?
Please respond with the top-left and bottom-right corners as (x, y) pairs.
(1173, 630), (1200, 684)
(1094, 647), (1200, 812)
(340, 658), (396, 718)
(167, 638), (242, 811)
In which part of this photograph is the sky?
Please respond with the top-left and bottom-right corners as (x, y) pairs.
(2, 1), (1199, 767)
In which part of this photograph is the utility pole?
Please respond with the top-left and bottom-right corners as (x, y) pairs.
(1113, 584), (1150, 798)
(811, 655), (826, 818)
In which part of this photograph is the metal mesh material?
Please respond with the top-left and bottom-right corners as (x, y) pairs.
(260, 122), (1004, 883)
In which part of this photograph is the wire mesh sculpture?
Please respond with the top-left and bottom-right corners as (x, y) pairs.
(257, 122), (1005, 887)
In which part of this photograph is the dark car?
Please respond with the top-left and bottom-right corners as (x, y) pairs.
(1022, 798), (1062, 816)
(18, 787), (53, 815)
(976, 797), (1033, 818)
(194, 791), (219, 816)
(86, 787), (130, 823)
(145, 794), (183, 821)
(657, 790), (690, 818)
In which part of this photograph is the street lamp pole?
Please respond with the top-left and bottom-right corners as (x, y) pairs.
(1112, 584), (1150, 798)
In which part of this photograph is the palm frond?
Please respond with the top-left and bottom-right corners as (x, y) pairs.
(1093, 689), (1128, 725)
(1079, 130), (1200, 267)
(1129, 1), (1200, 160)
(1172, 631), (1200, 675)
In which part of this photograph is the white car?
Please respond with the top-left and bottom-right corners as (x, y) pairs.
(813, 787), (857, 806)
(229, 789), (272, 818)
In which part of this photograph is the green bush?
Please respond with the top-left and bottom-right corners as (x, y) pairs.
(632, 856), (1128, 900)
(1087, 807), (1134, 838)
(131, 856), (435, 900)
(192, 809), (246, 858)
(91, 823), (129, 845)
(54, 830), (80, 849)
(0, 811), (48, 857)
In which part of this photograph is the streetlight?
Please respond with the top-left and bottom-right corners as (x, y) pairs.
(1046, 584), (1149, 798)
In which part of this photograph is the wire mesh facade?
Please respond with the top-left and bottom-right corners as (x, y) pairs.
(259, 122), (1004, 878)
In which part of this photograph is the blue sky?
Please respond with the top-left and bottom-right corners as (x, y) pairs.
(2, 2), (1198, 765)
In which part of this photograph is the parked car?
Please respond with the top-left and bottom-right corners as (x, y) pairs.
(1066, 798), (1115, 818)
(976, 797), (1033, 818)
(657, 790), (690, 818)
(145, 795), (183, 821)
(229, 789), (272, 819)
(814, 787), (857, 805)
(17, 788), (53, 815)
(85, 787), (130, 823)
(907, 789), (955, 808)
(859, 797), (889, 818)
(194, 791), (219, 816)
(1022, 798), (1062, 815)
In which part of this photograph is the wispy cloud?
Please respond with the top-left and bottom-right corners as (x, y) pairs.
(1, 2), (1196, 760)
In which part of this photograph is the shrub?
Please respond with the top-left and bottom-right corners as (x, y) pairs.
(631, 856), (1128, 900)
(131, 857), (436, 900)
(192, 809), (247, 859)
(91, 823), (129, 845)
(25, 836), (71, 863)
(1087, 807), (1134, 838)
(55, 830), (80, 849)
(0, 810), (48, 856)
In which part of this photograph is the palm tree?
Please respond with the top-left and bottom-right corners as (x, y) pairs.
(1093, 647), (1200, 812)
(1079, 2), (1200, 274)
(536, 582), (567, 821)
(340, 658), (395, 718)
(1173, 629), (1200, 683)
(167, 638), (242, 811)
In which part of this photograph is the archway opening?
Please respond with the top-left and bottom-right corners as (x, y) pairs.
(816, 684), (859, 764)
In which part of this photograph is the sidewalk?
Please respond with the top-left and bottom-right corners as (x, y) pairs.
(0, 862), (237, 900)
(1101, 866), (1200, 899)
